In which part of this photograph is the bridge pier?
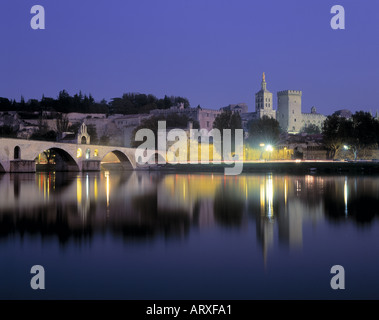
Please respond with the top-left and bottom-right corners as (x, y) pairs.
(82, 160), (101, 171)
(10, 160), (36, 173)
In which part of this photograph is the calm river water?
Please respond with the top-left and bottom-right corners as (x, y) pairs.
(1, 171), (379, 299)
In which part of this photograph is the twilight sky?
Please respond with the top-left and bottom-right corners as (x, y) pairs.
(1, 0), (379, 115)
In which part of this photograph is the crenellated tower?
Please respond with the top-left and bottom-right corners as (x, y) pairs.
(277, 90), (302, 133)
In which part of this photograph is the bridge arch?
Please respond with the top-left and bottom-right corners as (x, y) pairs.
(34, 147), (80, 172)
(101, 150), (134, 170)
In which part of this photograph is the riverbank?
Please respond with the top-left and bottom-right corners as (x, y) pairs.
(148, 160), (379, 174)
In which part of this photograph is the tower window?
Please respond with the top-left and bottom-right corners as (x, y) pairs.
(292, 110), (294, 114)
(294, 118), (296, 122)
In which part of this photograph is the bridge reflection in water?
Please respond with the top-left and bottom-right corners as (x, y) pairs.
(1, 172), (379, 260)
(3, 171), (379, 299)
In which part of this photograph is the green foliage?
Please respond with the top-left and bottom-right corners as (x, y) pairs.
(0, 125), (17, 138)
(0, 91), (108, 114)
(247, 116), (281, 147)
(322, 111), (379, 159)
(30, 130), (57, 142)
(130, 113), (196, 148)
(110, 93), (190, 115)
(0, 91), (190, 116)
(213, 110), (242, 132)
(212, 110), (242, 154)
(300, 123), (321, 135)
(56, 113), (70, 133)
(86, 124), (98, 144)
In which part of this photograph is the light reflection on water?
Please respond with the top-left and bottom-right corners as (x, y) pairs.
(1, 171), (379, 299)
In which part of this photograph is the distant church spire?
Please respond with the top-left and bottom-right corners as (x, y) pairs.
(261, 72), (267, 91)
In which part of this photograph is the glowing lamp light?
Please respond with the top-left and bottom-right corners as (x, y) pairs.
(343, 145), (349, 150)
(259, 143), (265, 147)
(265, 145), (273, 152)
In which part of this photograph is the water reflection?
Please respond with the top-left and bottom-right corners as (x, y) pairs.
(1, 172), (379, 258)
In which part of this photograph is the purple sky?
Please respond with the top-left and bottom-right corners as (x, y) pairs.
(1, 0), (379, 115)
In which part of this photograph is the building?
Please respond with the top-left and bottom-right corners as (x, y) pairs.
(222, 103), (249, 114)
(333, 109), (352, 119)
(240, 73), (327, 134)
(150, 103), (221, 131)
(255, 72), (276, 119)
(277, 90), (325, 134)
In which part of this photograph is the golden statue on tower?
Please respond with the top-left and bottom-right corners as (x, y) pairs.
(263, 72), (265, 82)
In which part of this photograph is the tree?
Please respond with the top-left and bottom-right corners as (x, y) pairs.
(131, 114), (197, 148)
(346, 111), (379, 160)
(300, 123), (321, 135)
(30, 130), (57, 141)
(213, 110), (242, 132)
(322, 114), (348, 159)
(86, 124), (98, 144)
(247, 116), (281, 147)
(0, 125), (17, 138)
(212, 110), (242, 155)
(322, 111), (379, 160)
(56, 113), (70, 135)
(42, 149), (56, 164)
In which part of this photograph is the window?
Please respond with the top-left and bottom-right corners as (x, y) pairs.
(292, 110), (294, 114)
(294, 119), (296, 122)
(14, 146), (21, 160)
(207, 121), (210, 127)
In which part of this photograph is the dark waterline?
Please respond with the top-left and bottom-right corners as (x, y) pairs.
(1, 171), (379, 299)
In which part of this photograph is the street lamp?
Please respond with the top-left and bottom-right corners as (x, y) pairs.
(266, 145), (273, 160)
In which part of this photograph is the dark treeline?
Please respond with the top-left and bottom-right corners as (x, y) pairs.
(0, 91), (190, 115)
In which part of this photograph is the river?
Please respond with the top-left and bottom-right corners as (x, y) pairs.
(1, 171), (379, 299)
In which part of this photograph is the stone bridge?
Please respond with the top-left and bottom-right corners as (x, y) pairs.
(0, 138), (164, 173)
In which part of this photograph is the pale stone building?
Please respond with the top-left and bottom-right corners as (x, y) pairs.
(241, 74), (327, 134)
(276, 90), (326, 134)
(255, 72), (276, 119)
(150, 103), (221, 131)
(277, 90), (303, 133)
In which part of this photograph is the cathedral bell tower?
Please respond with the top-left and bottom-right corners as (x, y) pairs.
(255, 72), (276, 119)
